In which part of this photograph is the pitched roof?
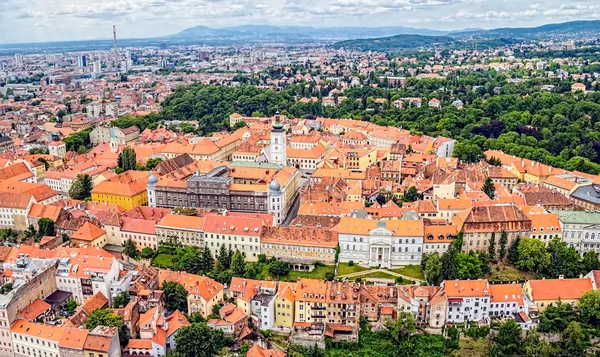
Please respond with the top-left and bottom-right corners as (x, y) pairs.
(72, 222), (106, 242)
(528, 278), (593, 301)
(338, 217), (423, 236)
(444, 279), (490, 297)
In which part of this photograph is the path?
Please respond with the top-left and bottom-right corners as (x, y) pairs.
(338, 268), (425, 283)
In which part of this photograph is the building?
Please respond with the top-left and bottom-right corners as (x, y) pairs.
(90, 126), (140, 146)
(92, 171), (149, 210)
(12, 321), (64, 357)
(294, 278), (328, 324)
(70, 222), (107, 247)
(0, 192), (35, 230)
(120, 217), (157, 250)
(275, 282), (296, 329)
(156, 214), (205, 247)
(558, 211), (600, 255)
(0, 136), (15, 154)
(338, 217), (424, 267)
(203, 215), (262, 262)
(77, 55), (87, 67)
(488, 284), (527, 317)
(442, 279), (490, 324)
(0, 260), (58, 356)
(524, 277), (593, 312)
(454, 205), (531, 253)
(149, 164), (299, 225)
(570, 184), (600, 211)
(261, 226), (338, 266)
(48, 141), (67, 158)
(269, 114), (286, 166)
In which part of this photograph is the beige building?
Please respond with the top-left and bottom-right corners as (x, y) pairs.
(156, 214), (205, 248)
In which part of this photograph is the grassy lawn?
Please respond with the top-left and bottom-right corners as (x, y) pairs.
(337, 262), (369, 276)
(455, 338), (490, 357)
(284, 265), (335, 282)
(389, 265), (425, 280)
(254, 263), (335, 282)
(353, 271), (411, 284)
(151, 253), (175, 269)
(488, 264), (535, 282)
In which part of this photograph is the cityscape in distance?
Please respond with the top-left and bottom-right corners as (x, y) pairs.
(1, 1), (600, 357)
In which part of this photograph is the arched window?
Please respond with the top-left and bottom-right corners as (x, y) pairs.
(586, 232), (590, 240)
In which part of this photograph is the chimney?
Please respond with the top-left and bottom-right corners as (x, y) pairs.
(559, 274), (564, 280)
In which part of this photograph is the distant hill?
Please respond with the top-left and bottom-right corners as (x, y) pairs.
(332, 34), (457, 51)
(165, 25), (449, 41)
(451, 20), (600, 38)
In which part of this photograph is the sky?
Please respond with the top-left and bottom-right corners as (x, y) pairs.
(0, 0), (599, 44)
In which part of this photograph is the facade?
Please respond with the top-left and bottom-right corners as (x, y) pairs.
(260, 226), (338, 265)
(442, 279), (490, 324)
(92, 171), (149, 210)
(269, 114), (287, 166)
(149, 164), (298, 225)
(203, 215), (262, 262)
(48, 141), (66, 158)
(275, 283), (296, 329)
(558, 211), (600, 255)
(488, 284), (527, 317)
(12, 321), (63, 357)
(90, 126), (140, 146)
(524, 277), (593, 312)
(294, 279), (328, 324)
(454, 205), (532, 253)
(156, 214), (205, 248)
(338, 217), (424, 267)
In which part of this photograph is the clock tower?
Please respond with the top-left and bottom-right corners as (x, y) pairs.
(270, 112), (286, 166)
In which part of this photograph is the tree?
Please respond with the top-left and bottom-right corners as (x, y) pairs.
(181, 248), (203, 275)
(231, 250), (246, 277)
(123, 239), (137, 258)
(201, 247), (214, 272)
(112, 291), (130, 308)
(85, 309), (124, 330)
(453, 141), (483, 163)
(0, 282), (13, 294)
(217, 244), (231, 270)
(456, 251), (483, 279)
(268, 259), (289, 277)
(583, 251), (600, 272)
(488, 232), (497, 263)
(388, 312), (416, 343)
(175, 322), (227, 357)
(402, 186), (420, 202)
(37, 218), (55, 238)
(490, 320), (522, 357)
(482, 177), (496, 199)
(515, 238), (550, 273)
(578, 290), (600, 328)
(423, 252), (442, 285)
(163, 281), (189, 312)
(118, 147), (137, 172)
(538, 300), (576, 332)
(139, 247), (155, 259)
(498, 231), (508, 261)
(144, 157), (162, 170)
(233, 121), (247, 130)
(69, 174), (93, 200)
(545, 237), (580, 278)
(508, 236), (521, 264)
(561, 321), (587, 357)
(64, 299), (77, 314)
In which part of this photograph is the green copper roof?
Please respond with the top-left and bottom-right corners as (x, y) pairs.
(557, 210), (600, 224)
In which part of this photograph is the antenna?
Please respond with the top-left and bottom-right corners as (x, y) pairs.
(113, 25), (119, 70)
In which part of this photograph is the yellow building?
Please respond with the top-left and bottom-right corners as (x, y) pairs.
(523, 277), (593, 312)
(275, 283), (296, 329)
(71, 222), (108, 247)
(344, 148), (378, 171)
(294, 278), (328, 324)
(91, 170), (149, 210)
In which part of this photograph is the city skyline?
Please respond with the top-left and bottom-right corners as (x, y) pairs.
(1, 0), (599, 44)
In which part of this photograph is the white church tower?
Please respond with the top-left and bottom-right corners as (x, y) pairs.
(270, 112), (286, 166)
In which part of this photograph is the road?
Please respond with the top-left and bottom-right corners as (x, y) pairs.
(337, 268), (425, 284)
(281, 170), (312, 226)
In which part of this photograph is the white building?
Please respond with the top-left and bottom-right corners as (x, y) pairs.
(338, 217), (424, 267)
(443, 279), (490, 324)
(269, 113), (287, 166)
(488, 284), (527, 317)
(558, 211), (600, 256)
(12, 321), (62, 357)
